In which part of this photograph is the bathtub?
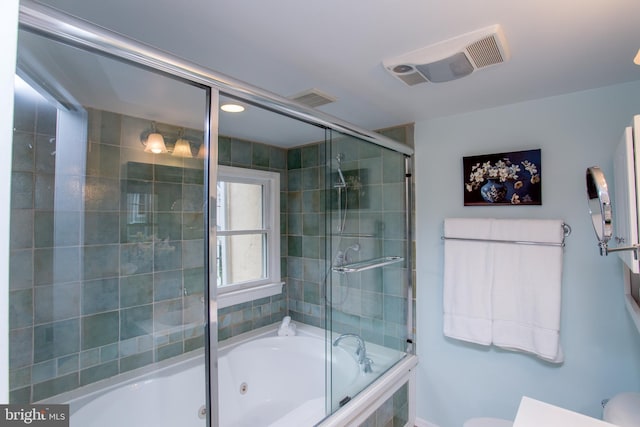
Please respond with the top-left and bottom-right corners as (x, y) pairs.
(218, 334), (354, 426)
(45, 323), (417, 426)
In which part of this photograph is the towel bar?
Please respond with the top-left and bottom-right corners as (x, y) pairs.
(440, 222), (571, 247)
(332, 256), (404, 273)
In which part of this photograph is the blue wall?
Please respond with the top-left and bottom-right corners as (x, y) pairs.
(414, 81), (640, 426)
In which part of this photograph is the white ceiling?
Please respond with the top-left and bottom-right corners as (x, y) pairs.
(26, 0), (640, 145)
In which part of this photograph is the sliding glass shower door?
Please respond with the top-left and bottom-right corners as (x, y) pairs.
(326, 130), (410, 414)
(10, 27), (211, 425)
(13, 3), (415, 426)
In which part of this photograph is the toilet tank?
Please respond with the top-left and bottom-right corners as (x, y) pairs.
(603, 392), (640, 427)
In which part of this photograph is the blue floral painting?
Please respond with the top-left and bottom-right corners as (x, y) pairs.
(463, 149), (542, 206)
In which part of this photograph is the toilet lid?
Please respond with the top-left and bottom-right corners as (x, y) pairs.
(603, 392), (640, 427)
(463, 417), (514, 427)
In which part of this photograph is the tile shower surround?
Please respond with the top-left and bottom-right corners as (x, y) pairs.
(286, 135), (412, 353)
(8, 91), (412, 404)
(8, 98), (286, 402)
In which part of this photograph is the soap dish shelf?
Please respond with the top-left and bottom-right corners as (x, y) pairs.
(332, 256), (404, 273)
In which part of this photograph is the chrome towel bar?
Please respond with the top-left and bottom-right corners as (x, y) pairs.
(441, 222), (571, 248)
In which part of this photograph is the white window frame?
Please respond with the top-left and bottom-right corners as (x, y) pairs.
(216, 165), (282, 308)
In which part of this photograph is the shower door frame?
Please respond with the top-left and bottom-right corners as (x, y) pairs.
(15, 1), (416, 425)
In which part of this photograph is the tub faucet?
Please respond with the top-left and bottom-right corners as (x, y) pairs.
(332, 333), (373, 373)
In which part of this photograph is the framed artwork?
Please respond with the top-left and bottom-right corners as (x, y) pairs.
(463, 148), (541, 206)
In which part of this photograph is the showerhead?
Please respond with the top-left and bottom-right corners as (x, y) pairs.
(333, 154), (347, 188)
(333, 153), (349, 233)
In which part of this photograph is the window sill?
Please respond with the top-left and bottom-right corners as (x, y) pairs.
(217, 282), (284, 309)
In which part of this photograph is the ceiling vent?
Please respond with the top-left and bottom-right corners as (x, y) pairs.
(289, 88), (337, 108)
(383, 25), (510, 85)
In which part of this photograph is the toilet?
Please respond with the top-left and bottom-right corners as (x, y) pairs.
(603, 392), (640, 426)
(463, 392), (640, 427)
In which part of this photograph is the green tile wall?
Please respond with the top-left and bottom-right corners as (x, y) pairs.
(8, 99), (286, 402)
(287, 127), (414, 352)
(359, 382), (409, 427)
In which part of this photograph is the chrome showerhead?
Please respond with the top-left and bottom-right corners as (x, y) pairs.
(334, 153), (346, 188)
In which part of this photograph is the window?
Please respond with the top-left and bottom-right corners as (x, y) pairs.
(216, 165), (281, 306)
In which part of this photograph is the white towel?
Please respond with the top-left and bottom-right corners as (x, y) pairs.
(443, 218), (494, 345)
(443, 218), (565, 363)
(490, 219), (564, 363)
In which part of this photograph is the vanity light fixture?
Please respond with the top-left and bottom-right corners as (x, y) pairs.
(634, 48), (640, 65)
(197, 143), (206, 159)
(172, 138), (193, 158)
(171, 128), (193, 158)
(141, 122), (168, 154)
(220, 103), (245, 113)
(140, 122), (203, 156)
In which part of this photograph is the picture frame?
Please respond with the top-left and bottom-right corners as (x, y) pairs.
(463, 148), (541, 206)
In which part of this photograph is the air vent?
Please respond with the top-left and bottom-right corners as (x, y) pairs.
(289, 88), (337, 108)
(396, 71), (429, 86)
(466, 35), (504, 68)
(382, 24), (510, 85)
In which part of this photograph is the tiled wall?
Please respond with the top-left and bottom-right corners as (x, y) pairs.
(9, 102), (213, 402)
(285, 143), (327, 328)
(10, 90), (59, 403)
(8, 95), (286, 402)
(287, 128), (413, 351)
(359, 382), (409, 427)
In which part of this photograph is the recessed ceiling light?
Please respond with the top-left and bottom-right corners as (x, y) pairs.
(220, 103), (245, 113)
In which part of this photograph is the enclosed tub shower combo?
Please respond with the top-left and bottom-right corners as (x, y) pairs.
(8, 1), (417, 426)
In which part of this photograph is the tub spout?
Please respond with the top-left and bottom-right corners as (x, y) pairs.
(333, 333), (373, 373)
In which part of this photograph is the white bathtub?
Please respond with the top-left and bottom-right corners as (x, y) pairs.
(46, 324), (415, 427)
